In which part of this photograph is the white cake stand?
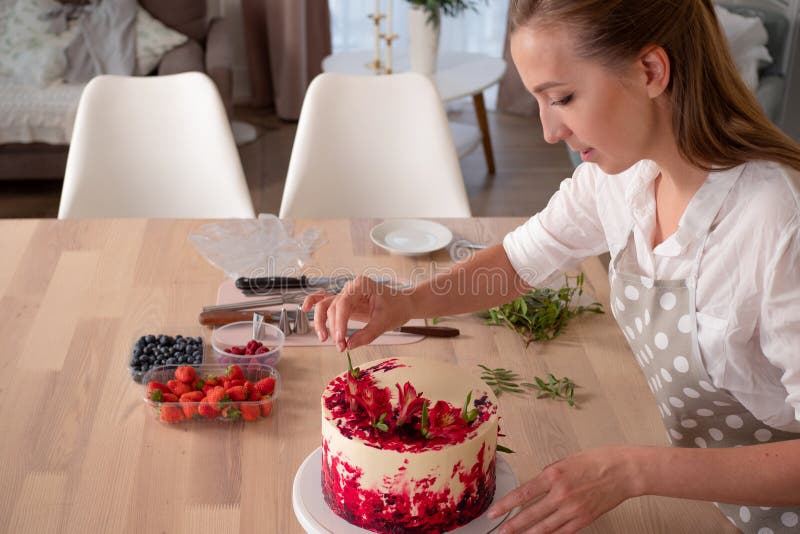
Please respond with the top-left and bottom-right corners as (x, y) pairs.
(292, 447), (518, 534)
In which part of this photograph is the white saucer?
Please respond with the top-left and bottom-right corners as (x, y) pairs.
(370, 219), (453, 256)
(292, 447), (518, 534)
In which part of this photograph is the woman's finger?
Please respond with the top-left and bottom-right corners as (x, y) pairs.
(490, 476), (549, 520)
(313, 296), (334, 341)
(346, 317), (388, 350)
(550, 517), (588, 534)
(301, 290), (330, 312)
(516, 505), (573, 534)
(333, 295), (356, 352)
(497, 492), (557, 534)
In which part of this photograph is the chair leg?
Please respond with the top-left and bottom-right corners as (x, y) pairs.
(472, 92), (496, 175)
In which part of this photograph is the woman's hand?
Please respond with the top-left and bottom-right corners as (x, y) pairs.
(489, 446), (642, 534)
(301, 276), (414, 351)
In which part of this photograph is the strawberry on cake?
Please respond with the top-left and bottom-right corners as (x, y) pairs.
(321, 356), (500, 533)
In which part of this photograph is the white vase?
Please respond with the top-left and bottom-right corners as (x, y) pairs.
(407, 5), (440, 76)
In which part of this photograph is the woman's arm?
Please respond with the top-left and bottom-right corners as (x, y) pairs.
(302, 244), (531, 351)
(636, 439), (800, 505)
(489, 439), (800, 534)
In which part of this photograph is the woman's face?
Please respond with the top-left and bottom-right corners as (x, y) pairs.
(511, 25), (660, 175)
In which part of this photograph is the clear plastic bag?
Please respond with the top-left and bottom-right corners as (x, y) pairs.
(189, 214), (326, 279)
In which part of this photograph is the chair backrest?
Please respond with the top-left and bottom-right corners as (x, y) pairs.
(58, 72), (255, 218)
(279, 72), (471, 218)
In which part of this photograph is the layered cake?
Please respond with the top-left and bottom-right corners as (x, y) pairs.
(321, 357), (499, 533)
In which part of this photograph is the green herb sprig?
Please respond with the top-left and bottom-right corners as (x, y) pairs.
(478, 365), (524, 396)
(483, 273), (603, 347)
(522, 374), (577, 408)
(479, 365), (578, 408)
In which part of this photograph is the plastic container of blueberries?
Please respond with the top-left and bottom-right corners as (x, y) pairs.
(211, 321), (284, 367)
(128, 327), (207, 383)
(142, 363), (280, 424)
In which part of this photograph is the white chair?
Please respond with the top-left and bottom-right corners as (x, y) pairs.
(279, 72), (471, 218)
(58, 73), (255, 218)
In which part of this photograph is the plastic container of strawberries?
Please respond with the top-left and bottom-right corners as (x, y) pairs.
(211, 321), (284, 367)
(142, 363), (279, 424)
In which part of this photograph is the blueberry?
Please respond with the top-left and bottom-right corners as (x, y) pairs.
(145, 335), (155, 343)
(166, 358), (176, 365)
(192, 350), (201, 358)
(193, 337), (202, 344)
(174, 343), (185, 352)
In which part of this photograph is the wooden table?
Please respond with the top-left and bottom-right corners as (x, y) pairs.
(0, 218), (735, 533)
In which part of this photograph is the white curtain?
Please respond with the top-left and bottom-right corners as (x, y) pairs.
(329, 0), (509, 108)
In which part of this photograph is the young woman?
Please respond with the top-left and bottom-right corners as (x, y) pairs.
(302, 1), (800, 532)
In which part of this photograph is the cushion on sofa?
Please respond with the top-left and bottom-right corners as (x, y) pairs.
(714, 5), (772, 92)
(139, 0), (206, 44)
(0, 0), (76, 86)
(136, 6), (189, 74)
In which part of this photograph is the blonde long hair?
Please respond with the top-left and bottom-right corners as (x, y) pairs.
(510, 0), (800, 172)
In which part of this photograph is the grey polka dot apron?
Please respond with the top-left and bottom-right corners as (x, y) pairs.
(608, 187), (800, 533)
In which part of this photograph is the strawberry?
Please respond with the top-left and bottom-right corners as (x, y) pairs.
(226, 364), (244, 381)
(180, 390), (204, 402)
(255, 376), (276, 396)
(168, 379), (192, 397)
(206, 386), (228, 405)
(191, 378), (205, 391)
(221, 378), (232, 390)
(174, 366), (196, 384)
(226, 386), (247, 402)
(204, 376), (219, 387)
(149, 389), (164, 402)
(260, 399), (273, 418)
(162, 392), (179, 402)
(240, 403), (260, 422)
(179, 390), (204, 419)
(147, 381), (170, 394)
(160, 405), (184, 423)
(198, 399), (220, 419)
(247, 389), (263, 402)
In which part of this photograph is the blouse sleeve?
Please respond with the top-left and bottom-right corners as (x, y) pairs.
(502, 163), (609, 287)
(760, 216), (800, 423)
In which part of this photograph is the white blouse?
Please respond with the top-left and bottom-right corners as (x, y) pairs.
(503, 159), (800, 432)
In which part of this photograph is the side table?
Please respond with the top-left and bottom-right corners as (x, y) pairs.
(322, 51), (506, 174)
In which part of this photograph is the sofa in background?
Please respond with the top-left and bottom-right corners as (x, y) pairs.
(0, 0), (233, 180)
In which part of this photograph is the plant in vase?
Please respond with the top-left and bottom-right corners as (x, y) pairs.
(405, 0), (484, 26)
(404, 0), (485, 75)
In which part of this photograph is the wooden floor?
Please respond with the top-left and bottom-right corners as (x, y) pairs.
(0, 101), (574, 218)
